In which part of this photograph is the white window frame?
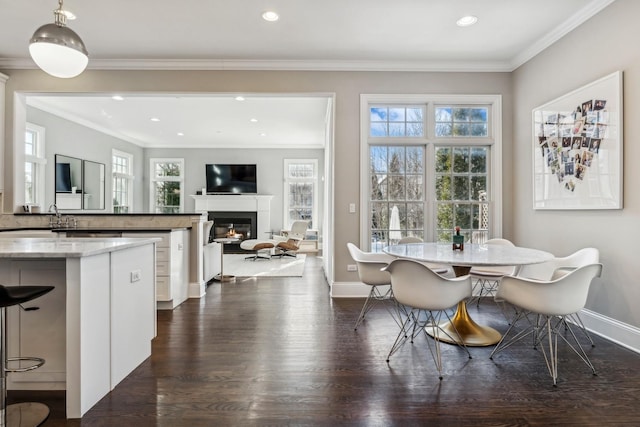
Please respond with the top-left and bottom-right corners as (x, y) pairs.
(359, 94), (503, 250)
(149, 158), (184, 213)
(25, 122), (47, 206)
(112, 149), (134, 213)
(283, 158), (318, 229)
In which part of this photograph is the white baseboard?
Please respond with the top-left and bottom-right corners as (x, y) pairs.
(189, 280), (206, 298)
(330, 281), (388, 298)
(578, 308), (640, 354)
(330, 281), (640, 354)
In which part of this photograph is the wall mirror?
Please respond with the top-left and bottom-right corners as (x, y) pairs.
(55, 154), (83, 209)
(55, 154), (106, 210)
(83, 160), (106, 210)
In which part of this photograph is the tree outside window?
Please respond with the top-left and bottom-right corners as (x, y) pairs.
(150, 159), (184, 213)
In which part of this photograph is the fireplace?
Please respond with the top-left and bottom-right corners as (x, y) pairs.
(208, 211), (257, 253)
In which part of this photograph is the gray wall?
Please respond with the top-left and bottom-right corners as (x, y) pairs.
(27, 106), (145, 211)
(26, 107), (324, 232)
(144, 147), (325, 232)
(2, 70), (514, 284)
(512, 0), (639, 328)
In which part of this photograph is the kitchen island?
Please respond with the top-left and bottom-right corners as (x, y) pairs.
(0, 237), (158, 419)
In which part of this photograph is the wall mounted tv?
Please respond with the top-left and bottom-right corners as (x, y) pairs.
(205, 164), (257, 194)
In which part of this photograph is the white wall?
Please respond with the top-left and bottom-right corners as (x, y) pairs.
(512, 0), (640, 334)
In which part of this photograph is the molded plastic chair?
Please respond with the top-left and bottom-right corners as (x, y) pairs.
(489, 263), (603, 386)
(517, 248), (599, 346)
(346, 243), (397, 330)
(397, 236), (449, 275)
(383, 259), (472, 380)
(469, 238), (516, 308)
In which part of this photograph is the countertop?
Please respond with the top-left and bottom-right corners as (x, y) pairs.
(0, 237), (161, 258)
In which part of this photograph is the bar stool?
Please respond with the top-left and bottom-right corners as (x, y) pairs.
(0, 285), (54, 427)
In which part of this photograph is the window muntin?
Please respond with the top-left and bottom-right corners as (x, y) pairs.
(150, 158), (184, 213)
(112, 150), (133, 213)
(370, 106), (424, 137)
(284, 159), (317, 229)
(435, 106), (489, 137)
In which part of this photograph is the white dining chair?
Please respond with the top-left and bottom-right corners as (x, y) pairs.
(517, 248), (599, 347)
(397, 236), (449, 275)
(383, 259), (472, 380)
(346, 243), (399, 330)
(489, 263), (602, 386)
(469, 238), (516, 308)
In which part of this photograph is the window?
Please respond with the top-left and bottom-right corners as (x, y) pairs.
(284, 159), (317, 229)
(370, 146), (424, 251)
(25, 123), (46, 205)
(112, 150), (133, 213)
(150, 158), (184, 213)
(370, 106), (424, 137)
(361, 95), (502, 251)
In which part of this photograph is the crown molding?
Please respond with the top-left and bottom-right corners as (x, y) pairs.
(1, 57), (515, 73)
(510, 0), (616, 70)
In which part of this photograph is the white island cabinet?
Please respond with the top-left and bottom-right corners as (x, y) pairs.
(0, 237), (159, 419)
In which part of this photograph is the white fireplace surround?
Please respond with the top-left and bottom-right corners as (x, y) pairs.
(192, 195), (273, 238)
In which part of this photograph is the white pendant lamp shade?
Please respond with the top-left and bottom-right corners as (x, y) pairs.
(29, 1), (89, 78)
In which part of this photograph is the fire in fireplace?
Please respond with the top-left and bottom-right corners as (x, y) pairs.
(207, 211), (257, 253)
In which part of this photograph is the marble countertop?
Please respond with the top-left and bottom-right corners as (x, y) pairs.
(383, 242), (554, 267)
(0, 237), (161, 258)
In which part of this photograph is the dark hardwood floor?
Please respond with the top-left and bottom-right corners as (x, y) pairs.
(10, 255), (640, 426)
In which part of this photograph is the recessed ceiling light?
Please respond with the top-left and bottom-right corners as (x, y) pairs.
(262, 11), (279, 22)
(235, 96), (245, 101)
(250, 118), (258, 123)
(150, 117), (160, 122)
(112, 95), (124, 101)
(177, 132), (184, 136)
(260, 133), (267, 137)
(456, 15), (478, 27)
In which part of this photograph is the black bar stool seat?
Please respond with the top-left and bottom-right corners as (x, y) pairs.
(0, 285), (54, 427)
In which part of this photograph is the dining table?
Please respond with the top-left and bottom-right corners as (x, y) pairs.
(383, 242), (554, 346)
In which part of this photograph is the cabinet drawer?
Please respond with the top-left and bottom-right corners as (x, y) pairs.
(156, 276), (171, 301)
(155, 247), (170, 262)
(156, 260), (170, 276)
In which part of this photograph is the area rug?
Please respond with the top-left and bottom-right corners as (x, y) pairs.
(222, 254), (306, 277)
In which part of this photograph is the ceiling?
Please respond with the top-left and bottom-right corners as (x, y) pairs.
(4, 0), (615, 149)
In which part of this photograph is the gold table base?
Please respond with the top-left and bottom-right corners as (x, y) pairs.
(425, 301), (502, 346)
(424, 264), (502, 347)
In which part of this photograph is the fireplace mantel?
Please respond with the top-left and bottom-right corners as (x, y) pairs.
(191, 194), (273, 238)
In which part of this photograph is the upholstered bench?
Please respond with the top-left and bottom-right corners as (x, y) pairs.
(240, 239), (276, 260)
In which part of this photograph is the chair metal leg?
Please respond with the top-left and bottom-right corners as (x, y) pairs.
(354, 285), (393, 330)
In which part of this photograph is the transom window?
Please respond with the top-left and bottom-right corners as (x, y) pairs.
(370, 106), (424, 137)
(361, 95), (501, 251)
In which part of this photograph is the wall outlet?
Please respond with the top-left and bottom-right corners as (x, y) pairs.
(349, 203), (356, 213)
(130, 269), (141, 282)
(347, 264), (357, 272)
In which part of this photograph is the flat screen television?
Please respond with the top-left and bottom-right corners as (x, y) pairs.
(205, 164), (257, 194)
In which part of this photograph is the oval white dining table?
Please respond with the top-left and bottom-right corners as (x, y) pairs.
(384, 242), (554, 346)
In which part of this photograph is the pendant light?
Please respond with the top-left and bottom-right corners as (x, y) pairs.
(29, 0), (89, 78)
